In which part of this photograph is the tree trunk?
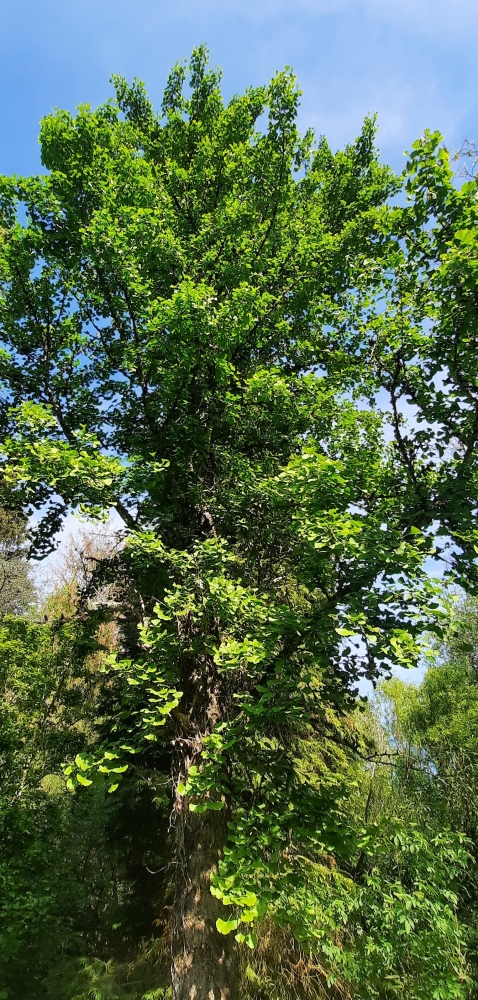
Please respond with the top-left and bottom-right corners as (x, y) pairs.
(172, 799), (240, 1000)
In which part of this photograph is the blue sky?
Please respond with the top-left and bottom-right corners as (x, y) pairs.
(1, 0), (478, 178)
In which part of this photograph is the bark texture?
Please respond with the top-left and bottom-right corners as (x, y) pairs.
(172, 801), (239, 1000)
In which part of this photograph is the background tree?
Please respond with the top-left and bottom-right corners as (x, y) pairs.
(1, 47), (478, 999)
(0, 509), (34, 616)
(375, 595), (478, 998)
(0, 531), (173, 1000)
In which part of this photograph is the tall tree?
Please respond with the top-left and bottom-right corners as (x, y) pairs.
(1, 47), (478, 998)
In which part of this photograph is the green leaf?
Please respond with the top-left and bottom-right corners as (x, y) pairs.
(216, 918), (239, 935)
(75, 754), (90, 771)
(76, 773), (93, 787)
(245, 932), (258, 949)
